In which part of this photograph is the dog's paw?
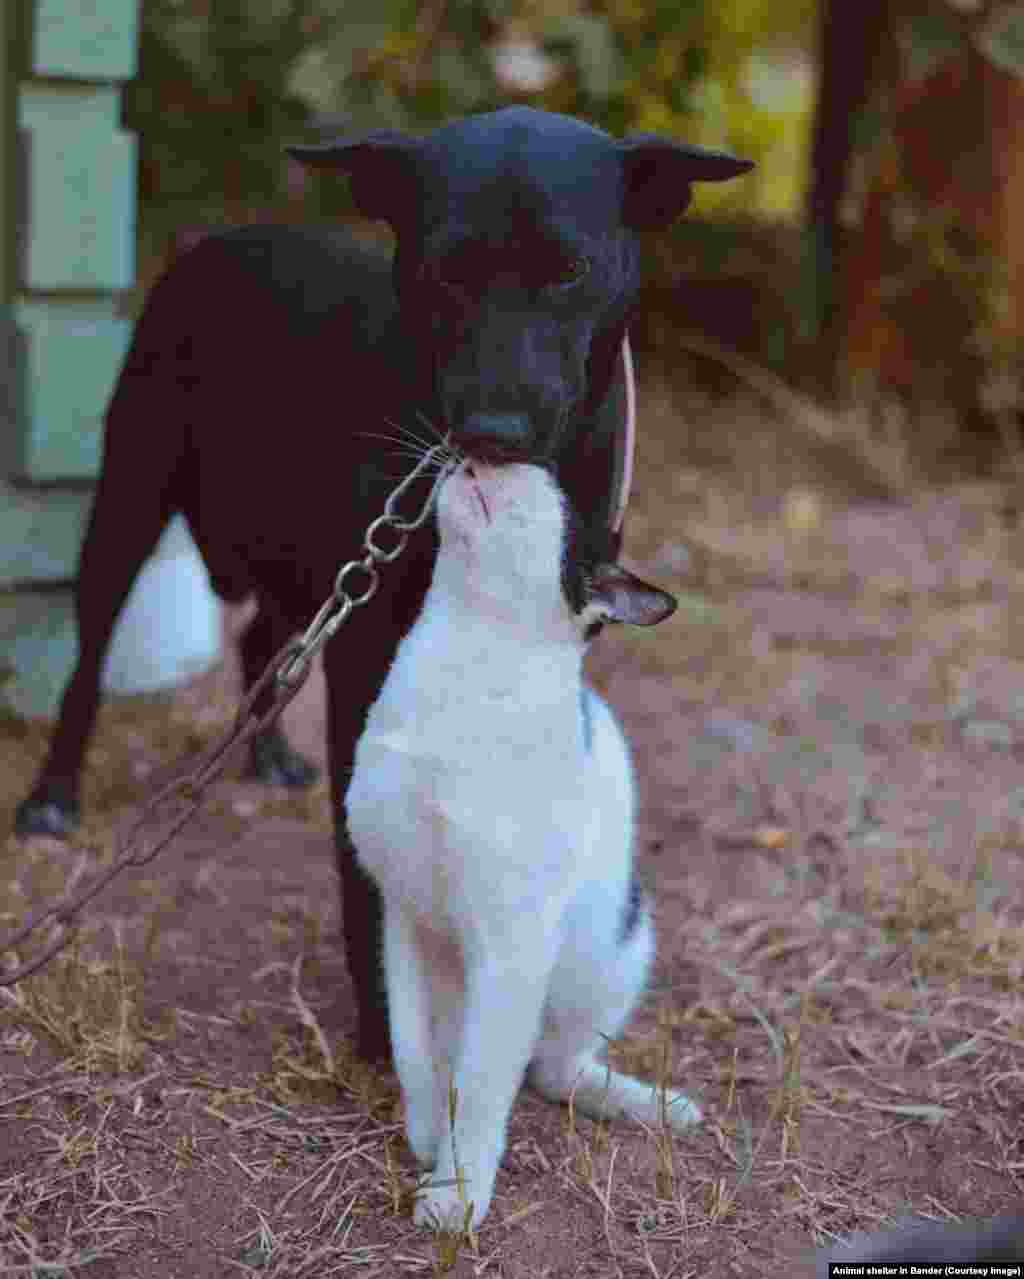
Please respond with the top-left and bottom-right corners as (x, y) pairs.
(14, 781), (79, 838)
(413, 1181), (482, 1232)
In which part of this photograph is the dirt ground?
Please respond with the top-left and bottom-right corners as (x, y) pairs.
(2, 385), (1024, 1277)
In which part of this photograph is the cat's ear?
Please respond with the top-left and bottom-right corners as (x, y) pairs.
(588, 563), (676, 626)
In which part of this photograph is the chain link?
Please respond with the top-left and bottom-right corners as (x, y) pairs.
(0, 439), (455, 987)
(276, 439), (454, 687)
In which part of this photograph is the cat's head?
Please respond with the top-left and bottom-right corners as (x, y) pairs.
(433, 460), (675, 641)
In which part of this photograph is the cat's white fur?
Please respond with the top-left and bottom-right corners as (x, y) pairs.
(346, 460), (700, 1231)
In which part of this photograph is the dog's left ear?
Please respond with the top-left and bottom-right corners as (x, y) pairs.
(589, 563), (677, 626)
(287, 131), (421, 225)
(619, 136), (754, 230)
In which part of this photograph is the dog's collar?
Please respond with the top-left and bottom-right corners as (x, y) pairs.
(609, 334), (636, 537)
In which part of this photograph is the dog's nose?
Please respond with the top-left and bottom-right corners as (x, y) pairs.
(452, 413), (532, 463)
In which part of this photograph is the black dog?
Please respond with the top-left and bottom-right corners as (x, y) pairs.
(15, 107), (751, 1063)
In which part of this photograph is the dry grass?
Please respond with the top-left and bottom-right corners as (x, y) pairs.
(2, 376), (1024, 1273)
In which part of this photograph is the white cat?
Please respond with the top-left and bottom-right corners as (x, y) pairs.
(346, 458), (701, 1231)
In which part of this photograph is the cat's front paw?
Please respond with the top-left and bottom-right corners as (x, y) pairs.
(413, 1181), (483, 1231)
(661, 1087), (703, 1131)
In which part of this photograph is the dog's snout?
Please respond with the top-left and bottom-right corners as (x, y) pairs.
(452, 413), (532, 464)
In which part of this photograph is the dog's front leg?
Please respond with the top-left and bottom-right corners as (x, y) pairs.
(413, 945), (556, 1231)
(333, 827), (390, 1060)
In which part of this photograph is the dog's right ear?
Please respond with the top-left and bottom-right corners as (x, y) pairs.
(619, 136), (754, 230)
(287, 132), (421, 225)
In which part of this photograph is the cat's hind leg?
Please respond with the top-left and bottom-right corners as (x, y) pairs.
(527, 881), (701, 1132)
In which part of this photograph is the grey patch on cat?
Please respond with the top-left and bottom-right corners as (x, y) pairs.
(618, 869), (643, 946)
(580, 686), (593, 752)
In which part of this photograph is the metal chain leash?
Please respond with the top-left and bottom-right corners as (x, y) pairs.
(0, 439), (455, 986)
(276, 437), (454, 689)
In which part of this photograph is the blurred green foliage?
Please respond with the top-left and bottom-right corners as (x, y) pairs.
(126, 0), (816, 234)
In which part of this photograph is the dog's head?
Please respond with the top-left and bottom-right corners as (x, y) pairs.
(289, 108), (751, 467)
